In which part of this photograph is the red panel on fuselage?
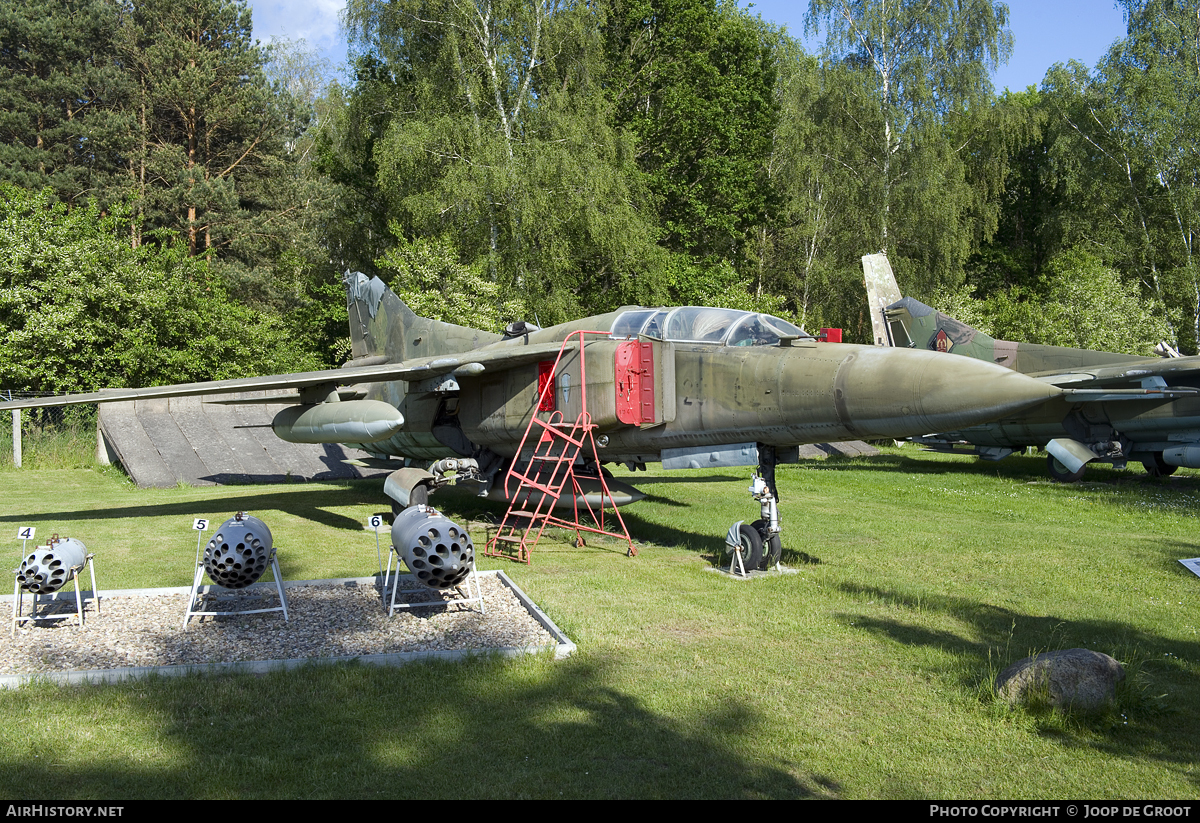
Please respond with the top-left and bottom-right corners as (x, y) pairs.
(616, 341), (655, 425)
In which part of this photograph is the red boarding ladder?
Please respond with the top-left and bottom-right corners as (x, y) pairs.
(485, 330), (637, 563)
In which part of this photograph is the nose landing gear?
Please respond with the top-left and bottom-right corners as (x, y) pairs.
(724, 471), (783, 577)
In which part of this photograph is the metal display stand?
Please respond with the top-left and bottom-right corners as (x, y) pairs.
(384, 544), (485, 617)
(367, 513), (388, 609)
(11, 554), (99, 636)
(182, 521), (288, 628)
(182, 551), (289, 628)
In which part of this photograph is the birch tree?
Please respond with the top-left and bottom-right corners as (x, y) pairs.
(334, 0), (666, 321)
(1107, 0), (1200, 349)
(804, 0), (1012, 295)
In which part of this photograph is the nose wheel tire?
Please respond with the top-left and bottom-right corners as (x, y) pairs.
(733, 524), (763, 572)
(751, 519), (781, 568)
(1047, 455), (1085, 483)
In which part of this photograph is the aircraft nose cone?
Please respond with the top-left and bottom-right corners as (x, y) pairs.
(835, 348), (1061, 438)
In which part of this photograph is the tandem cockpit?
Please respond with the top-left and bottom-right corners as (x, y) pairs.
(608, 307), (812, 347)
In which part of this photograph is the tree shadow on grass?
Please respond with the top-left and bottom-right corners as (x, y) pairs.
(795, 451), (1200, 515)
(833, 580), (1200, 788)
(0, 655), (840, 799)
(0, 483), (380, 532)
(616, 473), (743, 485)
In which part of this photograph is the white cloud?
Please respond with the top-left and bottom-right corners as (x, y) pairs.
(247, 0), (348, 67)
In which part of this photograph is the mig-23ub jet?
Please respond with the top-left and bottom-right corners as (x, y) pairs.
(863, 253), (1200, 481)
(2, 271), (1065, 557)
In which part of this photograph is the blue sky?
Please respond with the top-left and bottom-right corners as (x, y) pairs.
(744, 0), (1130, 92)
(245, 0), (1131, 92)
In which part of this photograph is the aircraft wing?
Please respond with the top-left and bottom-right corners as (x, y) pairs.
(0, 341), (569, 410)
(1029, 356), (1200, 397)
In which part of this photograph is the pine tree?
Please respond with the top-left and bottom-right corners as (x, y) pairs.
(0, 0), (133, 206)
(120, 0), (286, 259)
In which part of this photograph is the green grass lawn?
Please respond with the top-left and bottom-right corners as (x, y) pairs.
(1, 447), (1198, 799)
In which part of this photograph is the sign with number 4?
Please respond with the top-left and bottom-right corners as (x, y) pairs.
(17, 526), (35, 541)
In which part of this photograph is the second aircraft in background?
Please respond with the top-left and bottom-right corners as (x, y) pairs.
(863, 253), (1200, 481)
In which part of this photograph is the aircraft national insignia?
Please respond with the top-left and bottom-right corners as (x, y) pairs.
(933, 328), (953, 353)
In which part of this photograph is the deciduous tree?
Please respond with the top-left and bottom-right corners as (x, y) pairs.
(605, 0), (780, 271)
(804, 0), (1012, 296)
(329, 0), (666, 323)
(0, 185), (314, 393)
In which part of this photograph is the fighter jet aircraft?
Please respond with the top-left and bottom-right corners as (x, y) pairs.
(863, 253), (1200, 481)
(3, 271), (1064, 560)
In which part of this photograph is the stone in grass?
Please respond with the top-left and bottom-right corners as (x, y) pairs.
(995, 648), (1125, 712)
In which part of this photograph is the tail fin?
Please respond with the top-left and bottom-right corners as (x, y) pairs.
(860, 254), (1017, 367)
(344, 271), (416, 363)
(343, 271), (501, 364)
(862, 253), (903, 346)
(881, 297), (1013, 363)
(860, 256), (1160, 372)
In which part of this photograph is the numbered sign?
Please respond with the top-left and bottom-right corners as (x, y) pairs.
(16, 526), (35, 540)
(193, 518), (209, 531)
(368, 515), (384, 531)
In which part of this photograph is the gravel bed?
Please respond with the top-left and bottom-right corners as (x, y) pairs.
(1, 573), (561, 676)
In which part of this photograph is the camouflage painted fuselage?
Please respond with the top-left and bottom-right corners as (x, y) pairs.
(342, 275), (1062, 466)
(881, 295), (1200, 461)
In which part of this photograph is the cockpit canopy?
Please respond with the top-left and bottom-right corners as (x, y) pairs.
(610, 307), (812, 347)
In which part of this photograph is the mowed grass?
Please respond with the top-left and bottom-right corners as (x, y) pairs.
(1, 447), (1198, 799)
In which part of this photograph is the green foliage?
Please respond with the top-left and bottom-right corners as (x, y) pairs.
(0, 185), (318, 392)
(0, 0), (134, 208)
(377, 233), (526, 330)
(331, 0), (670, 324)
(928, 283), (997, 335)
(1104, 1), (1200, 351)
(798, 0), (1014, 307)
(17, 0), (1200, 362)
(979, 36), (1200, 353)
(805, 0), (1013, 132)
(0, 408), (104, 470)
(325, 0), (788, 320)
(1038, 63), (1161, 286)
(754, 42), (870, 332)
(962, 91), (1056, 299)
(606, 0), (780, 267)
(0, 0), (346, 367)
(958, 248), (1173, 355)
(121, 0), (278, 254)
